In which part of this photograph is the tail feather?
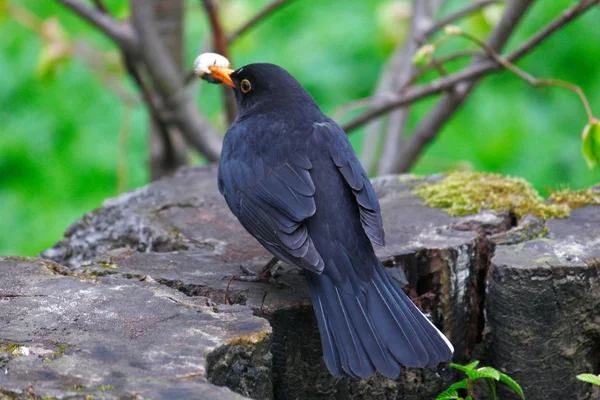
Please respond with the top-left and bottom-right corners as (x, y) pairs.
(312, 293), (343, 376)
(368, 270), (429, 366)
(376, 265), (454, 367)
(307, 261), (453, 379)
(309, 274), (373, 378)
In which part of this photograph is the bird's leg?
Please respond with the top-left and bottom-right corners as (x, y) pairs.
(235, 257), (281, 282)
(229, 257), (294, 290)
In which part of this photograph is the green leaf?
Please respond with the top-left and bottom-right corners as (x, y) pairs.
(435, 388), (462, 400)
(577, 373), (600, 386)
(468, 366), (500, 381)
(448, 379), (468, 391)
(581, 119), (600, 169)
(450, 361), (480, 374)
(498, 371), (525, 399)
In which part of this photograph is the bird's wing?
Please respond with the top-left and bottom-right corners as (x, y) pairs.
(318, 121), (385, 246)
(218, 150), (325, 273)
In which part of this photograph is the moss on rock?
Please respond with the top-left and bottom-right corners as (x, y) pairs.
(412, 171), (599, 219)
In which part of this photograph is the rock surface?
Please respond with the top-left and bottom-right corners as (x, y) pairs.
(0, 257), (269, 400)
(0, 166), (598, 400)
(487, 205), (600, 399)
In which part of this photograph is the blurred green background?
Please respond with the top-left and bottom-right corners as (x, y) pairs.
(1, 0), (599, 256)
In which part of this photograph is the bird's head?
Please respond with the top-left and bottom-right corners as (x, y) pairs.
(194, 54), (318, 116)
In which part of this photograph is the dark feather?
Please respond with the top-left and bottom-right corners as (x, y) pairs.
(217, 63), (453, 379)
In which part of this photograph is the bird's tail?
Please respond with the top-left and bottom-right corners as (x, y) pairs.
(306, 260), (453, 379)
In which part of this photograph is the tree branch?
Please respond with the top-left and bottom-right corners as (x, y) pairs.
(457, 28), (595, 121)
(54, 0), (134, 50)
(202, 0), (236, 123)
(391, 0), (537, 173)
(226, 0), (297, 44)
(131, 0), (222, 161)
(420, 0), (504, 41)
(343, 0), (600, 134)
(378, 0), (438, 174)
(92, 0), (108, 13)
(359, 0), (440, 173)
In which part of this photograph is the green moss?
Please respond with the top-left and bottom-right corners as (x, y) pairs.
(97, 385), (114, 391)
(411, 171), (597, 219)
(227, 330), (269, 346)
(0, 343), (21, 355)
(549, 188), (600, 209)
(98, 262), (118, 270)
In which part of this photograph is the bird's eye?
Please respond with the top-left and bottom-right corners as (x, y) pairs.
(241, 79), (252, 93)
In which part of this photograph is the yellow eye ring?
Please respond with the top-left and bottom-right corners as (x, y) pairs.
(241, 79), (251, 93)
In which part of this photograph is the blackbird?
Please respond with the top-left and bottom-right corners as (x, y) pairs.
(205, 62), (453, 379)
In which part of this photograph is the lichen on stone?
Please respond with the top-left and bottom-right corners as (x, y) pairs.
(412, 171), (598, 219)
(226, 330), (270, 346)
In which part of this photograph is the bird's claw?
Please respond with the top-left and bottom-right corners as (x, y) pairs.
(222, 264), (292, 290)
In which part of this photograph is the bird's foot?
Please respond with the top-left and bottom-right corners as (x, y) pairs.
(236, 264), (282, 281)
(222, 256), (294, 290)
(234, 264), (293, 289)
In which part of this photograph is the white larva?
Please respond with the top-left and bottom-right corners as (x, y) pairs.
(193, 52), (231, 78)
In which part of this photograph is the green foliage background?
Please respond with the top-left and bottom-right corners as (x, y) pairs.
(1, 0), (599, 256)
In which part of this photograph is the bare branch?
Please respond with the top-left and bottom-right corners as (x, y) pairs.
(226, 0), (297, 44)
(404, 49), (482, 88)
(92, 0), (108, 13)
(343, 0), (600, 134)
(456, 28), (595, 122)
(393, 0), (552, 173)
(131, 0), (222, 161)
(202, 0), (236, 123)
(378, 0), (438, 174)
(359, 0), (440, 173)
(421, 0), (504, 41)
(54, 0), (134, 50)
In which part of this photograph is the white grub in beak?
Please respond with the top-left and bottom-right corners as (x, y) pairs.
(193, 52), (235, 87)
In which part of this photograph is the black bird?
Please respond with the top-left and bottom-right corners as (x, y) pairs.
(207, 62), (453, 379)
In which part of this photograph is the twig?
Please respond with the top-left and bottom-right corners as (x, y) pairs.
(202, 0), (236, 123)
(92, 0), (108, 13)
(404, 50), (481, 88)
(226, 0), (297, 44)
(360, 0), (443, 173)
(421, 0), (504, 41)
(8, 3), (43, 33)
(455, 28), (595, 123)
(183, 0), (297, 86)
(224, 274), (236, 305)
(378, 0), (436, 174)
(335, 51), (480, 123)
(391, 0), (536, 173)
(343, 0), (600, 134)
(116, 105), (133, 194)
(131, 0), (222, 161)
(334, 96), (378, 123)
(54, 0), (135, 50)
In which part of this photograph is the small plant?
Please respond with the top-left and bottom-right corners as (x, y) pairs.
(436, 361), (525, 400)
(577, 373), (600, 386)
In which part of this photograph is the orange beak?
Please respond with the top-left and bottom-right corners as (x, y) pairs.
(208, 65), (235, 87)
